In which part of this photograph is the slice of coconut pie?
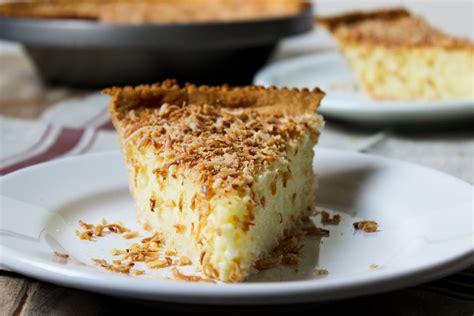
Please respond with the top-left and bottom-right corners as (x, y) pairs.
(318, 8), (474, 100)
(105, 80), (324, 282)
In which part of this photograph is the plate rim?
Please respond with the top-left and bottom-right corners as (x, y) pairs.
(1, 149), (473, 304)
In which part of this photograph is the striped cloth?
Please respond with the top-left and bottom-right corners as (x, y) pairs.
(0, 94), (117, 175)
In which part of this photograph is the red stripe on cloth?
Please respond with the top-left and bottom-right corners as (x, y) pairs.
(0, 128), (85, 176)
(98, 119), (114, 131)
(0, 124), (52, 164)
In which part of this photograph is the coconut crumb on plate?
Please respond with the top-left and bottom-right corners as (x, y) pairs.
(353, 220), (378, 232)
(75, 219), (132, 241)
(254, 229), (306, 270)
(255, 256), (282, 270)
(54, 251), (69, 259)
(171, 268), (216, 283)
(303, 226), (330, 237)
(147, 257), (173, 269)
(314, 267), (329, 276)
(175, 256), (192, 266)
(320, 210), (341, 225)
(123, 231), (140, 239)
(92, 258), (137, 275)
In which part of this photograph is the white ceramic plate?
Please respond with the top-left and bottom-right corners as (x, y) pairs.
(0, 150), (472, 305)
(254, 52), (474, 124)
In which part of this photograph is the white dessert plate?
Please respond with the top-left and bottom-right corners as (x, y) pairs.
(254, 52), (474, 124)
(0, 150), (472, 305)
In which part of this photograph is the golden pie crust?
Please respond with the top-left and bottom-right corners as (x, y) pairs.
(318, 8), (473, 49)
(0, 0), (305, 24)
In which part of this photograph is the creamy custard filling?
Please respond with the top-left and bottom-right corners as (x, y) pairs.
(125, 132), (317, 281)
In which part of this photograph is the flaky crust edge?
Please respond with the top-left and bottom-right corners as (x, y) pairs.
(317, 7), (410, 33)
(104, 79), (325, 120)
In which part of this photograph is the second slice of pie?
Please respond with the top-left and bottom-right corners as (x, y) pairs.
(105, 80), (324, 282)
(318, 8), (474, 100)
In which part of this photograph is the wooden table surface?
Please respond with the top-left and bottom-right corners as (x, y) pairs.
(0, 46), (473, 316)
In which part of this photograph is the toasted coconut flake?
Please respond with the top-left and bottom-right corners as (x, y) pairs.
(114, 232), (165, 262)
(369, 264), (379, 270)
(149, 198), (156, 212)
(303, 226), (330, 237)
(175, 256), (192, 266)
(131, 269), (145, 276)
(92, 258), (136, 274)
(314, 267), (329, 276)
(174, 224), (186, 234)
(76, 218), (133, 241)
(141, 232), (164, 244)
(107, 223), (130, 234)
(282, 253), (299, 265)
(110, 248), (124, 256)
(147, 257), (173, 269)
(255, 256), (282, 270)
(143, 223), (152, 231)
(353, 220), (378, 233)
(254, 227), (306, 270)
(301, 216), (310, 223)
(54, 251), (69, 259)
(92, 258), (107, 266)
(79, 229), (95, 241)
(171, 268), (216, 283)
(273, 236), (300, 256)
(165, 250), (177, 256)
(79, 220), (93, 230)
(321, 211), (341, 225)
(123, 231), (140, 239)
(94, 224), (105, 237)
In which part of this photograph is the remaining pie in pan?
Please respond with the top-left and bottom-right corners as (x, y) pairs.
(0, 0), (304, 24)
(318, 8), (474, 100)
(104, 80), (324, 282)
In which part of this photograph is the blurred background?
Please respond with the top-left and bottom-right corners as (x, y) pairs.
(284, 0), (474, 55)
(1, 0), (473, 88)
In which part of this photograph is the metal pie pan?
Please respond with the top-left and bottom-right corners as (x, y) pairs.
(0, 6), (314, 87)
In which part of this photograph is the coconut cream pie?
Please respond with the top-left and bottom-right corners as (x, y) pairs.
(0, 0), (303, 24)
(104, 80), (324, 282)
